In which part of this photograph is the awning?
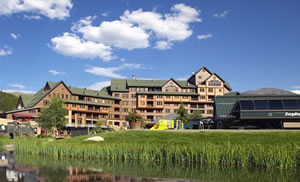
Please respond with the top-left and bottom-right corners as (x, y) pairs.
(12, 113), (38, 118)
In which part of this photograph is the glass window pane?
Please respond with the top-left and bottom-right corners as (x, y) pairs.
(283, 100), (299, 110)
(240, 100), (254, 110)
(269, 100), (283, 110)
(254, 100), (269, 110)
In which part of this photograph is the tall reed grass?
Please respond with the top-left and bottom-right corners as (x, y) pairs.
(10, 131), (300, 169)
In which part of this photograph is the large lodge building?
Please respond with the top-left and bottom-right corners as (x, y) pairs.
(0, 67), (231, 130)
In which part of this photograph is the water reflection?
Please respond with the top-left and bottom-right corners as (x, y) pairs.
(0, 152), (299, 182)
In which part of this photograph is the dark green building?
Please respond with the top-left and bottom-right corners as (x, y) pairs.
(214, 93), (300, 129)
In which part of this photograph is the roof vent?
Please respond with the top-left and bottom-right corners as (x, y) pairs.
(132, 75), (136, 80)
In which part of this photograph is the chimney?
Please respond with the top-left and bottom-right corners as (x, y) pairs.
(83, 88), (86, 94)
(132, 75), (136, 80)
(69, 85), (72, 89)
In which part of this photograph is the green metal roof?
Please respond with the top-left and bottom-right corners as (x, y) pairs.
(4, 107), (39, 114)
(20, 94), (34, 108)
(25, 81), (61, 108)
(64, 99), (111, 107)
(136, 91), (199, 96)
(69, 87), (117, 100)
(111, 79), (196, 92)
(215, 94), (300, 117)
(111, 80), (128, 92)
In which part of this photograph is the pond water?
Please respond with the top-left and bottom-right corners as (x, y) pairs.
(0, 152), (299, 182)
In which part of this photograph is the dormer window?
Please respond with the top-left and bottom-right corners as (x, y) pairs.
(198, 76), (202, 79)
(208, 80), (221, 86)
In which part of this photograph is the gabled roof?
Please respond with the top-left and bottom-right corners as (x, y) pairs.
(201, 73), (232, 91)
(25, 81), (64, 108)
(162, 78), (182, 88)
(188, 67), (213, 81)
(111, 79), (196, 92)
(70, 87), (118, 100)
(19, 94), (34, 108)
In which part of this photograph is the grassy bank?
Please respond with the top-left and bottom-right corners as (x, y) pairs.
(2, 131), (300, 168)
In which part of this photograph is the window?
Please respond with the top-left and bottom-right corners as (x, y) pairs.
(140, 95), (146, 98)
(131, 94), (136, 98)
(219, 89), (222, 92)
(66, 95), (68, 99)
(165, 109), (170, 113)
(208, 80), (222, 86)
(207, 110), (214, 114)
(269, 100), (283, 110)
(114, 108), (120, 112)
(72, 104), (76, 108)
(174, 96), (180, 99)
(140, 101), (145, 105)
(43, 100), (48, 106)
(174, 109), (178, 113)
(254, 100), (269, 110)
(156, 110), (162, 113)
(208, 88), (214, 93)
(200, 88), (205, 92)
(48, 94), (51, 97)
(122, 108), (129, 112)
(156, 95), (163, 98)
(283, 100), (299, 110)
(166, 96), (171, 99)
(157, 101), (163, 106)
(114, 94), (120, 98)
(182, 96), (189, 99)
(198, 76), (202, 79)
(200, 96), (206, 100)
(122, 101), (129, 106)
(80, 105), (85, 108)
(207, 104), (213, 108)
(122, 94), (129, 99)
(131, 101), (136, 105)
(240, 100), (254, 110)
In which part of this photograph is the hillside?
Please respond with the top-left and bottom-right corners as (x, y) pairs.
(0, 91), (18, 112)
(7, 92), (34, 97)
(243, 88), (296, 95)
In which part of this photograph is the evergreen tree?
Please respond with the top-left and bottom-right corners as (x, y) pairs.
(176, 103), (189, 124)
(37, 96), (67, 131)
(0, 91), (18, 112)
(190, 110), (203, 120)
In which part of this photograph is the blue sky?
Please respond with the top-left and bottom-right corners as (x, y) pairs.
(0, 0), (299, 94)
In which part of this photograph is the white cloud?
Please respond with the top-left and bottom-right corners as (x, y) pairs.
(73, 19), (149, 50)
(121, 3), (201, 42)
(49, 69), (65, 76)
(291, 90), (300, 94)
(102, 12), (109, 17)
(0, 45), (12, 56)
(154, 40), (173, 50)
(197, 33), (213, 40)
(50, 3), (201, 61)
(87, 81), (111, 90)
(0, 0), (73, 20)
(5, 83), (35, 93)
(24, 15), (41, 20)
(120, 58), (126, 62)
(9, 83), (25, 90)
(10, 33), (20, 40)
(84, 63), (150, 79)
(213, 10), (229, 18)
(292, 86), (300, 89)
(3, 89), (36, 94)
(51, 32), (114, 61)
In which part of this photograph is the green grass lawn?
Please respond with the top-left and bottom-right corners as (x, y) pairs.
(1, 130), (300, 168)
